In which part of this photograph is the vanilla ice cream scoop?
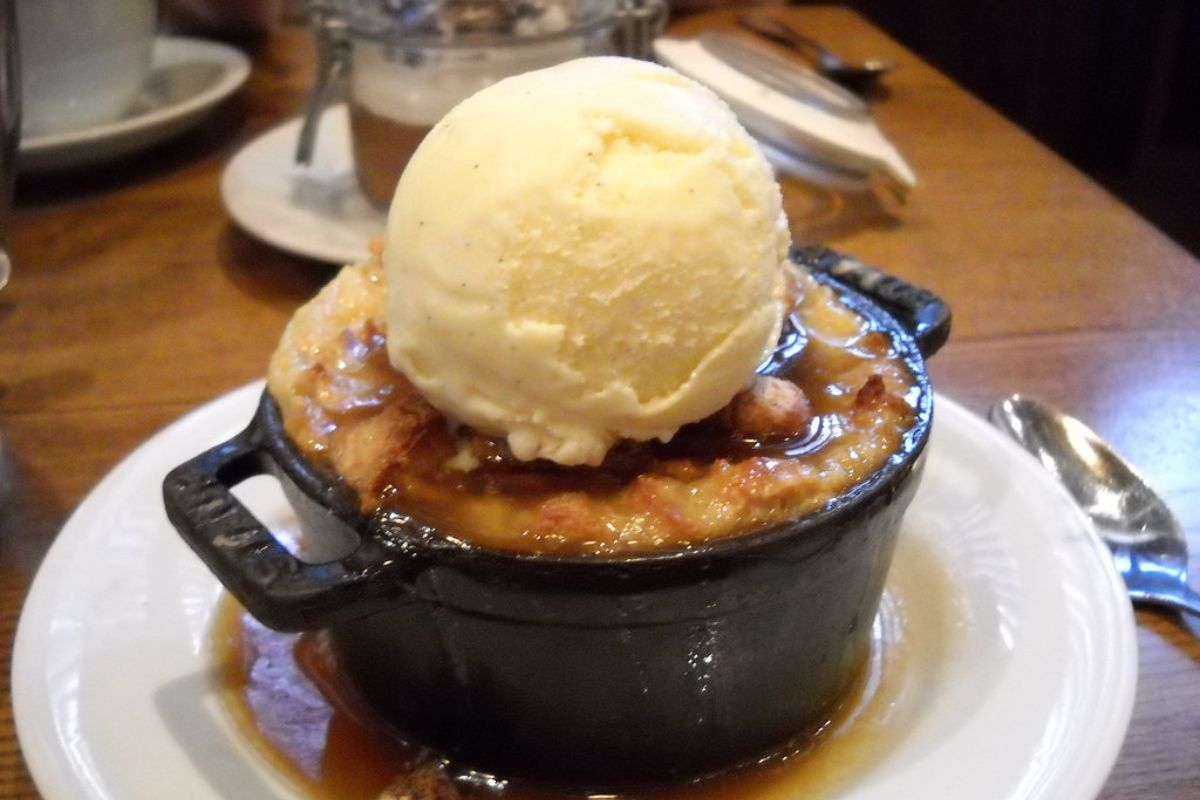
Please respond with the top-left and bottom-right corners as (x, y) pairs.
(384, 57), (790, 466)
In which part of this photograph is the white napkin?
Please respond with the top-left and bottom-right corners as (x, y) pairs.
(653, 36), (916, 192)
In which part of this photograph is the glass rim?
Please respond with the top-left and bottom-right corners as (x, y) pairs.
(328, 2), (621, 49)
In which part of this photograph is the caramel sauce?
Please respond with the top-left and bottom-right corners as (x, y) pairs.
(268, 256), (922, 556)
(211, 532), (962, 800)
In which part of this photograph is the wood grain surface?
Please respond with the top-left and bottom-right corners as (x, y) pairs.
(1, 6), (1198, 798)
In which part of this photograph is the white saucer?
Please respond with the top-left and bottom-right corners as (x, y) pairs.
(18, 37), (250, 173)
(221, 105), (383, 265)
(12, 386), (1137, 800)
(654, 36), (915, 193)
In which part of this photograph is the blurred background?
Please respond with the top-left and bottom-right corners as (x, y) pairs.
(677, 0), (1200, 258)
(144, 0), (1200, 260)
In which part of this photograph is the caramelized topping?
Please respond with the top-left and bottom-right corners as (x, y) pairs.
(855, 374), (887, 408)
(267, 261), (919, 555)
(728, 376), (814, 441)
(378, 765), (463, 800)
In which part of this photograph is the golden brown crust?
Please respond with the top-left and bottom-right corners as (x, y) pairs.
(377, 764), (462, 800)
(728, 376), (813, 439)
(267, 264), (917, 556)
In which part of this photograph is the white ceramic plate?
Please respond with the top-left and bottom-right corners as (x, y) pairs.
(654, 36), (916, 192)
(221, 105), (384, 265)
(12, 386), (1137, 800)
(18, 37), (250, 173)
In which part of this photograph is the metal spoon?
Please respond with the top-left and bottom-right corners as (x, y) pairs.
(736, 14), (895, 93)
(990, 394), (1200, 617)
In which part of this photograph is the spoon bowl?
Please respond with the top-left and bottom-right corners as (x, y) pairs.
(989, 394), (1200, 618)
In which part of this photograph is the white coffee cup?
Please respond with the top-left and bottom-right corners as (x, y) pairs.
(17, 0), (158, 137)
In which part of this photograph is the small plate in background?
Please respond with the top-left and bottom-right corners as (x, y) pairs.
(18, 36), (250, 173)
(221, 105), (382, 265)
(655, 36), (915, 193)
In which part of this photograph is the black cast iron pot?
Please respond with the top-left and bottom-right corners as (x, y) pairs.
(163, 245), (950, 789)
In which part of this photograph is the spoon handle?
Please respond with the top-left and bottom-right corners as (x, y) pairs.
(1132, 585), (1200, 618)
(737, 14), (829, 62)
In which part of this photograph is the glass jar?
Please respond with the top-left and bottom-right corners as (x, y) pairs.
(297, 0), (667, 209)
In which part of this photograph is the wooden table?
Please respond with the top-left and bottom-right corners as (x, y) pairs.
(1, 6), (1197, 798)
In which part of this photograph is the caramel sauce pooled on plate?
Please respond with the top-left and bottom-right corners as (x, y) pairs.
(210, 533), (962, 800)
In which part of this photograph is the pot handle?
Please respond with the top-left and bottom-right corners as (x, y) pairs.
(162, 409), (407, 632)
(791, 244), (952, 358)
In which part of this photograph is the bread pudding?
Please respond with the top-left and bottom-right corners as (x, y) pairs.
(266, 245), (917, 556)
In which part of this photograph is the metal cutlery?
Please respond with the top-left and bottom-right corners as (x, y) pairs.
(698, 32), (870, 121)
(736, 14), (894, 93)
(990, 394), (1200, 619)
